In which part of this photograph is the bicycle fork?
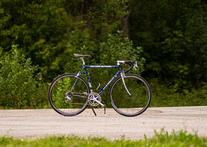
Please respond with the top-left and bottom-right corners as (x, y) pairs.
(120, 72), (132, 97)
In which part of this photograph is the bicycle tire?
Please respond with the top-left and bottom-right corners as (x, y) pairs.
(48, 74), (90, 116)
(109, 74), (151, 117)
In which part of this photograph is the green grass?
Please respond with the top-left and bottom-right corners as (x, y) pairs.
(1, 130), (207, 147)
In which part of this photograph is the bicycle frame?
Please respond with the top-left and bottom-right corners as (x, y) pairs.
(49, 55), (151, 117)
(72, 65), (122, 96)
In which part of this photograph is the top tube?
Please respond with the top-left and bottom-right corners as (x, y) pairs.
(82, 64), (122, 94)
(85, 65), (120, 68)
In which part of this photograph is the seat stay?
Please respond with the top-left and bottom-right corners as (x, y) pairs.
(70, 66), (85, 92)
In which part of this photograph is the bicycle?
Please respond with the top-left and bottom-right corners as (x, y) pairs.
(48, 54), (151, 117)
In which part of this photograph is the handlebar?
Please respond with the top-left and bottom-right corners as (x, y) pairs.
(117, 59), (137, 73)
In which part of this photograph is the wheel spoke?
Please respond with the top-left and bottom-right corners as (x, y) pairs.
(109, 74), (151, 117)
(48, 74), (89, 116)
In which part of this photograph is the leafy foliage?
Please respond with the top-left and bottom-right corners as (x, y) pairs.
(1, 0), (207, 108)
(0, 0), (142, 109)
(0, 0), (78, 80)
(0, 45), (48, 108)
(150, 80), (207, 107)
(52, 77), (72, 108)
(0, 0), (131, 81)
(130, 0), (207, 91)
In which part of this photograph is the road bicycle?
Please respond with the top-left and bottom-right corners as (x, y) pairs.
(48, 54), (151, 117)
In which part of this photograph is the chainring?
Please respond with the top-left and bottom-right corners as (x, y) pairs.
(88, 93), (101, 106)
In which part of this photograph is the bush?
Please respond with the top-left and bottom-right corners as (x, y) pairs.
(0, 45), (48, 109)
(149, 79), (207, 107)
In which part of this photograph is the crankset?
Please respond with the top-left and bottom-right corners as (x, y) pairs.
(88, 92), (106, 116)
(88, 92), (102, 106)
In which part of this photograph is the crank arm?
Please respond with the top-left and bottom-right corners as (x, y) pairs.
(92, 98), (105, 107)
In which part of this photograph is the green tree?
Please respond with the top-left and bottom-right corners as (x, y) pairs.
(130, 0), (207, 91)
(0, 0), (78, 80)
(0, 0), (132, 82)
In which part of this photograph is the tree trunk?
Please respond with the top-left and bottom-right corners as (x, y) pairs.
(120, 11), (131, 38)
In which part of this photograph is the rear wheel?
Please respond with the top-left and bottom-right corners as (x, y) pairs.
(48, 74), (90, 116)
(109, 74), (151, 117)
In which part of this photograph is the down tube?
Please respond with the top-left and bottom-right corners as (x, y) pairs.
(98, 70), (121, 95)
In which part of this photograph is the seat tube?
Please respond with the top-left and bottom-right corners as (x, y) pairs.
(85, 67), (93, 92)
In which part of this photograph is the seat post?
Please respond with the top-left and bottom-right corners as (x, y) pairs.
(74, 54), (91, 65)
(80, 57), (85, 65)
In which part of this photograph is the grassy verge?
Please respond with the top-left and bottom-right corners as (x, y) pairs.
(1, 130), (207, 147)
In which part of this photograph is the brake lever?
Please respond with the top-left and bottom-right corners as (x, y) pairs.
(133, 61), (138, 70)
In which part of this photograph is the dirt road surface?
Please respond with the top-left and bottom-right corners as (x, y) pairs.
(0, 106), (207, 140)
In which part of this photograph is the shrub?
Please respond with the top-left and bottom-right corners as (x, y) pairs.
(0, 45), (48, 109)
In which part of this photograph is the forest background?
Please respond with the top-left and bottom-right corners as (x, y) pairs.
(0, 0), (207, 109)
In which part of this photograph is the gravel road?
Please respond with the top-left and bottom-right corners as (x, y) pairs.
(0, 106), (207, 140)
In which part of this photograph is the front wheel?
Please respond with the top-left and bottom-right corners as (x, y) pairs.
(109, 74), (151, 117)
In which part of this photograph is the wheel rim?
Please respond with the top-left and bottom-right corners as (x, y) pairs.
(49, 74), (89, 116)
(110, 75), (151, 116)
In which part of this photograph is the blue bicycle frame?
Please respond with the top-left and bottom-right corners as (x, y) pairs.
(72, 65), (122, 96)
(49, 55), (151, 117)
